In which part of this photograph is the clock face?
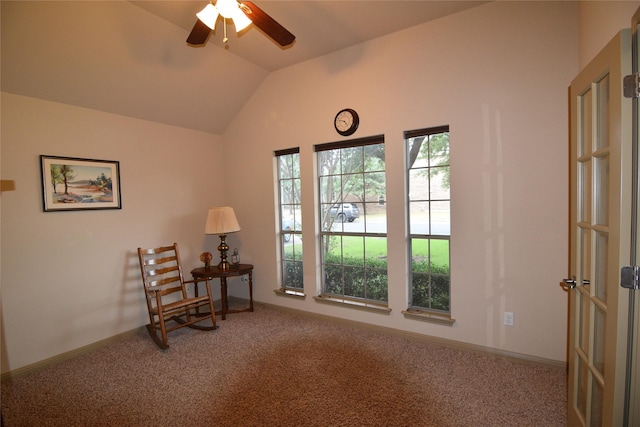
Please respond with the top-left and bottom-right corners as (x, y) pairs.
(334, 108), (359, 136)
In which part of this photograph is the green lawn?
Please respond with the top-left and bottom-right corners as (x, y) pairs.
(324, 235), (449, 268)
(285, 229), (450, 270)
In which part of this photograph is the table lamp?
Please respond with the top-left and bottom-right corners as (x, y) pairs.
(205, 206), (241, 271)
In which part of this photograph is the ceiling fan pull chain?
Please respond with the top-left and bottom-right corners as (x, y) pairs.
(223, 18), (229, 43)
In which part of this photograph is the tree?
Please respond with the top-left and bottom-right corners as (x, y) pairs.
(57, 164), (75, 195)
(278, 154), (301, 216)
(95, 172), (112, 191)
(408, 132), (450, 189)
(50, 165), (64, 194)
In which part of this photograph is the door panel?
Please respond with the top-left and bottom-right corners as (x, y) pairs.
(568, 30), (631, 426)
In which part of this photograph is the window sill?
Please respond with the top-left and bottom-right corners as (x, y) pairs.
(313, 294), (391, 314)
(274, 288), (306, 299)
(402, 309), (456, 326)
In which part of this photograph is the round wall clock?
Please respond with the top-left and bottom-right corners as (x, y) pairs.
(334, 108), (359, 136)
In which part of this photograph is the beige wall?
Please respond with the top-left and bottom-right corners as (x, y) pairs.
(224, 1), (579, 363)
(1, 94), (225, 372)
(2, 1), (638, 373)
(579, 1), (640, 68)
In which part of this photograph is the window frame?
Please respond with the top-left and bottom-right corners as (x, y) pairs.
(314, 135), (389, 307)
(275, 147), (304, 296)
(404, 126), (452, 319)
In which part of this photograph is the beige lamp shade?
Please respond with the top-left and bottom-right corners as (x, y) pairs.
(205, 207), (241, 235)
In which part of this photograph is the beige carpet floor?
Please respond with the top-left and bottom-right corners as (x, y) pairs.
(1, 304), (567, 426)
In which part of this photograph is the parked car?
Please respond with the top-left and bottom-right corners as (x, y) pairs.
(330, 203), (360, 222)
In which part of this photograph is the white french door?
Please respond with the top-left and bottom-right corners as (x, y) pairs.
(566, 29), (632, 426)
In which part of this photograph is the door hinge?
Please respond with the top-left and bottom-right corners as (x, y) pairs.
(624, 73), (640, 98)
(621, 266), (640, 290)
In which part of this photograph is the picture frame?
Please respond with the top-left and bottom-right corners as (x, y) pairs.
(40, 155), (122, 212)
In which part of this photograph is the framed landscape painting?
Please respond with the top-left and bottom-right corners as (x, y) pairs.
(40, 155), (122, 212)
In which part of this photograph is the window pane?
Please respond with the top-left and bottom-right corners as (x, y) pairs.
(344, 266), (365, 298)
(363, 202), (386, 234)
(596, 74), (609, 151)
(364, 144), (385, 171)
(410, 238), (450, 311)
(409, 170), (430, 200)
(341, 146), (363, 174)
(591, 378), (603, 427)
(342, 236), (364, 265)
(579, 88), (592, 157)
(365, 265), (387, 301)
(431, 201), (451, 236)
(578, 290), (590, 353)
(579, 159), (592, 223)
(320, 175), (341, 204)
(430, 274), (450, 311)
(593, 306), (606, 375)
(430, 239), (450, 273)
(594, 231), (608, 303)
(283, 260), (303, 289)
(364, 236), (386, 260)
(280, 179), (293, 204)
(343, 173), (364, 202)
(409, 201), (430, 235)
(428, 132), (450, 167)
(364, 171), (385, 200)
(576, 356), (588, 419)
(579, 227), (591, 294)
(594, 156), (609, 226)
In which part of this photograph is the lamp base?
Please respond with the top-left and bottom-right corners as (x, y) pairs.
(218, 234), (231, 272)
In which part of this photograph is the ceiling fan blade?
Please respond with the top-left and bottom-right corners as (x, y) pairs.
(240, 1), (295, 47)
(186, 19), (212, 45)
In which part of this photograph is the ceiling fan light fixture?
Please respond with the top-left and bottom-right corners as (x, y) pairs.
(187, 0), (295, 47)
(231, 8), (252, 32)
(215, 0), (240, 19)
(196, 3), (219, 30)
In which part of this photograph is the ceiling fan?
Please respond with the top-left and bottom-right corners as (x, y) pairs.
(187, 0), (295, 48)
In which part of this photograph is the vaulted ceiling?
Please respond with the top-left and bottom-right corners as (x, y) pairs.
(1, 1), (486, 135)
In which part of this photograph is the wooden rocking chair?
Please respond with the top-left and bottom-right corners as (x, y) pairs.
(137, 243), (217, 349)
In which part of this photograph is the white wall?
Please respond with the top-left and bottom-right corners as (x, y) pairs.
(1, 94), (225, 372)
(223, 1), (580, 362)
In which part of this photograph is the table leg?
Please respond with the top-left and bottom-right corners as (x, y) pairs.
(248, 271), (254, 312)
(220, 277), (228, 320)
(193, 277), (200, 316)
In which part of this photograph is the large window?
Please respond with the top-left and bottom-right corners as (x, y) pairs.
(276, 148), (303, 293)
(316, 136), (387, 303)
(406, 126), (451, 313)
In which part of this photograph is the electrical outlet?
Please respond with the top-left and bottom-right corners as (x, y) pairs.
(504, 311), (514, 326)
